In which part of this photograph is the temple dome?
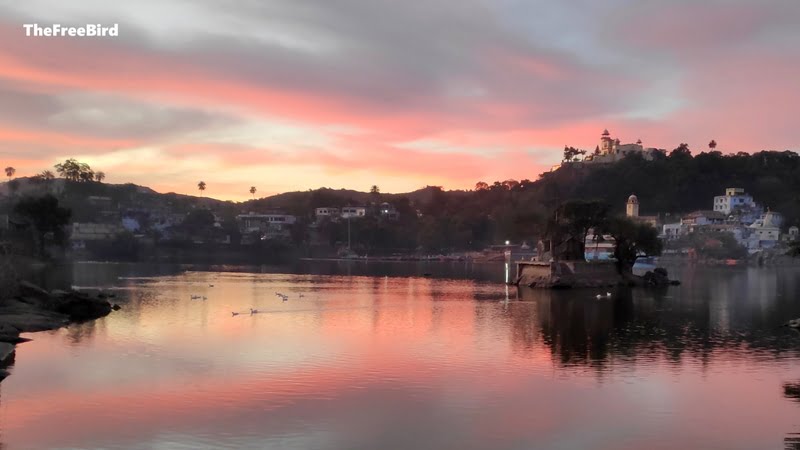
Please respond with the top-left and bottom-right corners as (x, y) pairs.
(627, 194), (639, 204)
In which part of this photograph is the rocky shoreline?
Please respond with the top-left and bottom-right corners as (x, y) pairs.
(0, 281), (117, 381)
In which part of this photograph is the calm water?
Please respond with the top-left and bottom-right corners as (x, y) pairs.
(2, 262), (800, 449)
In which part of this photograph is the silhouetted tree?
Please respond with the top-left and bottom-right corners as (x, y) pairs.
(55, 158), (94, 182)
(5, 166), (15, 179)
(605, 217), (662, 274)
(13, 195), (71, 256)
(249, 186), (257, 198)
(95, 171), (105, 183)
(197, 181), (206, 197)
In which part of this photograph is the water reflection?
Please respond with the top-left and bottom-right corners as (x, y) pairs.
(1, 263), (800, 449)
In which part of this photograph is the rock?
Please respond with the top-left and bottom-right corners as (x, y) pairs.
(51, 294), (112, 322)
(0, 342), (15, 364)
(0, 323), (22, 344)
(18, 281), (50, 299)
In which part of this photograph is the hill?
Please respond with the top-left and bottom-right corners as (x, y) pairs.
(1, 148), (798, 255)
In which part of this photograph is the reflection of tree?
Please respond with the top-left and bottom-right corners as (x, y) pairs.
(783, 382), (800, 402)
(65, 321), (98, 345)
(512, 271), (800, 373)
(782, 382), (800, 449)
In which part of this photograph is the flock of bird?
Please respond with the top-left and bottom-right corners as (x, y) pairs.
(189, 284), (306, 316)
(230, 291), (307, 316)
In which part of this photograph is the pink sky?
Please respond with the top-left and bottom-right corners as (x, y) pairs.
(0, 0), (798, 201)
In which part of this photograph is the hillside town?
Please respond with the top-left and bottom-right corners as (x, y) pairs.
(1, 147), (799, 265)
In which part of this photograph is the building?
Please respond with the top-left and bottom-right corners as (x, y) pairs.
(314, 207), (340, 220)
(341, 206), (367, 219)
(379, 202), (399, 220)
(681, 210), (726, 228)
(713, 188), (761, 224)
(661, 222), (687, 240)
(785, 226), (799, 242)
(747, 210), (783, 250)
(71, 222), (124, 240)
(236, 212), (296, 241)
(583, 129), (666, 164)
(626, 194), (658, 227)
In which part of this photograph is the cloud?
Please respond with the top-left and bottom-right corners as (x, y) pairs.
(0, 0), (798, 199)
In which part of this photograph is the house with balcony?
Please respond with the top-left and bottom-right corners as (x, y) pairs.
(236, 212), (296, 243)
(341, 206), (367, 219)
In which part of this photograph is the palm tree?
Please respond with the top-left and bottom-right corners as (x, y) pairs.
(249, 186), (257, 198)
(40, 170), (55, 180)
(198, 181), (206, 197)
(709, 140), (717, 150)
(95, 171), (106, 183)
(5, 167), (15, 179)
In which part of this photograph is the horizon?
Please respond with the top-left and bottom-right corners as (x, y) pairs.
(1, 1), (799, 201)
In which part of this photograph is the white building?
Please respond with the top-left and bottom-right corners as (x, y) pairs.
(71, 222), (124, 241)
(747, 210), (783, 250)
(785, 226), (799, 242)
(341, 206), (367, 219)
(713, 188), (760, 224)
(662, 222), (687, 240)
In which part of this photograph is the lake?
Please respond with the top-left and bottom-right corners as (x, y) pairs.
(2, 261), (800, 449)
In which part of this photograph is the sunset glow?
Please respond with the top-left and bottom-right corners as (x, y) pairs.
(1, 1), (798, 200)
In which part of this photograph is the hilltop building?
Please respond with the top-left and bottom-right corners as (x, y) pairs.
(583, 129), (666, 164)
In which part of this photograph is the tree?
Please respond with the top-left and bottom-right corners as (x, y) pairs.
(547, 200), (610, 260)
(197, 181), (206, 197)
(95, 171), (106, 183)
(563, 146), (587, 162)
(370, 185), (380, 195)
(13, 195), (71, 256)
(669, 143), (692, 159)
(55, 158), (94, 182)
(708, 139), (717, 150)
(250, 186), (257, 198)
(39, 170), (55, 180)
(475, 181), (489, 191)
(5, 167), (15, 179)
(605, 217), (662, 275)
(790, 241), (800, 258)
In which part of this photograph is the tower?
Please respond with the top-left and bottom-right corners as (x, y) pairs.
(626, 194), (639, 217)
(600, 129), (613, 154)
